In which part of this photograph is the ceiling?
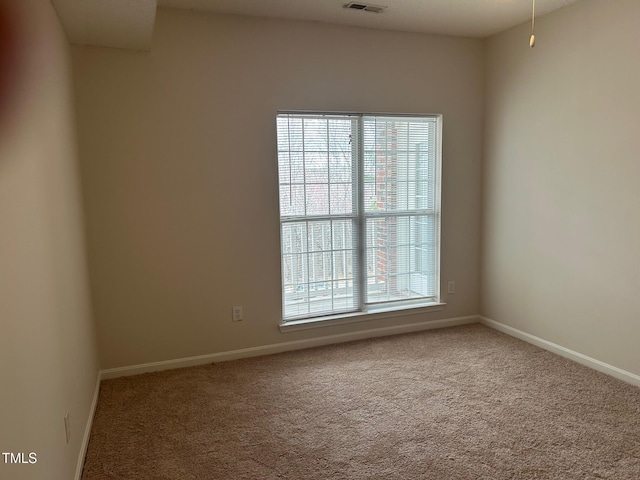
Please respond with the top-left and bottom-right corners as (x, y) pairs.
(52, 0), (158, 51)
(52, 0), (580, 51)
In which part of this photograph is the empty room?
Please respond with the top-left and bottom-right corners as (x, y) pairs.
(1, 0), (639, 479)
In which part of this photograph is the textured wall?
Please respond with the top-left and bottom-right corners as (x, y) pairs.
(73, 8), (484, 369)
(483, 0), (640, 375)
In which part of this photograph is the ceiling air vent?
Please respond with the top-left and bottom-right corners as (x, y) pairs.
(343, 2), (387, 14)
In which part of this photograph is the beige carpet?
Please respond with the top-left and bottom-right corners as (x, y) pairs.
(82, 324), (640, 479)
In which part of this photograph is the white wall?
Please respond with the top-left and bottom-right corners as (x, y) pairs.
(483, 0), (640, 376)
(72, 8), (484, 369)
(0, 1), (99, 479)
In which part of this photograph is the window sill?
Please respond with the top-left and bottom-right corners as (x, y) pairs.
(279, 302), (446, 333)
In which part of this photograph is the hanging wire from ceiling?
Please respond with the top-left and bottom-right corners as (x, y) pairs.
(530, 0), (536, 47)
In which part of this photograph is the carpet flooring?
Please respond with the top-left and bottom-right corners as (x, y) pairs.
(82, 324), (640, 479)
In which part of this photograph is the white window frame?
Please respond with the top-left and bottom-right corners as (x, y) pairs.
(277, 112), (444, 330)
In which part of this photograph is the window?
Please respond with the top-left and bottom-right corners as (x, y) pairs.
(277, 112), (441, 323)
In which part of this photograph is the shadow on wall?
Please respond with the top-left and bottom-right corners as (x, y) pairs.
(0, 0), (27, 147)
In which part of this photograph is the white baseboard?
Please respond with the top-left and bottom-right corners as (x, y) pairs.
(100, 315), (479, 380)
(75, 372), (101, 480)
(480, 316), (640, 388)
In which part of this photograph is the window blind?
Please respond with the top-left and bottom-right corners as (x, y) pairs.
(277, 113), (441, 321)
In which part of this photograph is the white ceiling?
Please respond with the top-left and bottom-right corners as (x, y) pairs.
(52, 0), (158, 51)
(52, 0), (580, 51)
(158, 0), (580, 38)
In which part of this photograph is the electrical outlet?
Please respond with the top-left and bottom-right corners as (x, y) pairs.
(64, 410), (70, 444)
(447, 280), (456, 294)
(232, 306), (243, 322)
